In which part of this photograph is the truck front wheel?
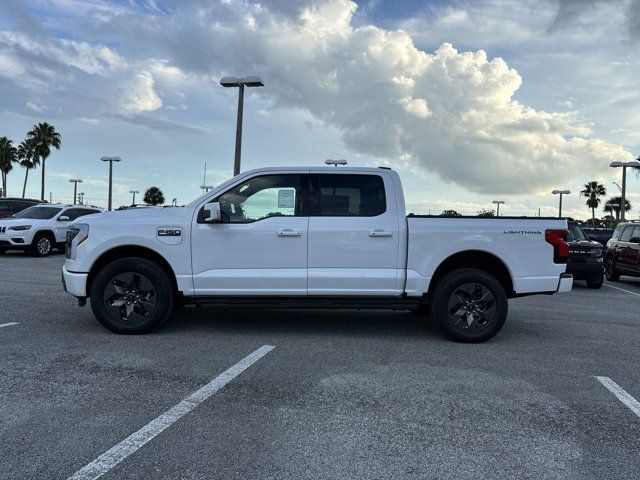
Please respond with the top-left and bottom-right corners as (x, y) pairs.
(430, 268), (508, 343)
(90, 258), (174, 334)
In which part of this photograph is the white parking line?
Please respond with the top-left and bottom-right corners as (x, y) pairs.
(68, 344), (275, 480)
(603, 283), (640, 297)
(596, 376), (640, 418)
(0, 322), (19, 328)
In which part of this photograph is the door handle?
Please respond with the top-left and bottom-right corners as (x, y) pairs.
(369, 229), (393, 237)
(277, 229), (302, 237)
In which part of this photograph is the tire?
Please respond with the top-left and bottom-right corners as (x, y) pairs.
(90, 257), (174, 334)
(604, 255), (620, 282)
(31, 232), (54, 257)
(586, 277), (604, 289)
(430, 268), (508, 343)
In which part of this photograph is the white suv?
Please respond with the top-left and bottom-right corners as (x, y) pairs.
(0, 204), (103, 256)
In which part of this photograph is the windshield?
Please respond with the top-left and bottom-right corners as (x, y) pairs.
(567, 224), (587, 242)
(13, 206), (62, 219)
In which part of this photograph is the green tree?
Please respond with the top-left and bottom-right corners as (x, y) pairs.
(477, 208), (495, 217)
(17, 138), (39, 198)
(603, 196), (632, 222)
(440, 209), (462, 216)
(0, 137), (18, 197)
(27, 122), (61, 201)
(144, 186), (165, 205)
(580, 181), (606, 227)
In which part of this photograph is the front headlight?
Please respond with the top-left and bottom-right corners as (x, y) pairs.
(9, 225), (31, 231)
(66, 223), (89, 260)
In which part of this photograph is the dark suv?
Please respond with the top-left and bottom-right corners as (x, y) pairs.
(566, 222), (604, 288)
(604, 221), (640, 281)
(0, 198), (44, 219)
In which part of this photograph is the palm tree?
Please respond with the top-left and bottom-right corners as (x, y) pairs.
(0, 137), (18, 197)
(27, 122), (61, 201)
(580, 181), (606, 227)
(603, 196), (632, 222)
(144, 186), (165, 205)
(17, 138), (39, 198)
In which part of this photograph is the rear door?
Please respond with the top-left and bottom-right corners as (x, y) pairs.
(617, 226), (635, 272)
(307, 172), (401, 296)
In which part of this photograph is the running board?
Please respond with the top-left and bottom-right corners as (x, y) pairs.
(193, 296), (422, 311)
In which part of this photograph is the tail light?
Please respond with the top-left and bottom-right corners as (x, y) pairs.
(546, 229), (570, 264)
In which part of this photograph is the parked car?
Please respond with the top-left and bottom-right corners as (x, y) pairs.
(566, 222), (604, 289)
(62, 166), (572, 342)
(0, 204), (103, 256)
(604, 221), (640, 281)
(0, 197), (44, 219)
(581, 227), (614, 249)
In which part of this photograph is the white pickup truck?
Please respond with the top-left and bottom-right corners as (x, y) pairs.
(62, 166), (572, 342)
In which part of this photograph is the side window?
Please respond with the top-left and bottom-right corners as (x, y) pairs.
(73, 209), (100, 219)
(620, 226), (633, 242)
(311, 174), (386, 216)
(633, 226), (640, 240)
(216, 174), (302, 223)
(62, 208), (89, 221)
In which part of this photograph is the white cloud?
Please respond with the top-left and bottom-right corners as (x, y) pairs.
(102, 0), (629, 194)
(118, 70), (162, 115)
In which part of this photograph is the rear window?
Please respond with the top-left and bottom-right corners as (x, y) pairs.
(312, 174), (386, 216)
(567, 224), (587, 242)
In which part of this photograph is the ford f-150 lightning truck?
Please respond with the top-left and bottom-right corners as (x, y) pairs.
(62, 167), (572, 342)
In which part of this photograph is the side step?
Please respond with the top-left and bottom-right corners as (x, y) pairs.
(193, 296), (422, 311)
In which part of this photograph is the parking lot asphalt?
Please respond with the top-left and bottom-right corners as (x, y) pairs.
(1, 251), (639, 480)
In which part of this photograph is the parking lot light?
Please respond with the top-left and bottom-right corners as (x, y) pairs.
(69, 179), (83, 205)
(219, 75), (264, 176)
(492, 200), (505, 216)
(552, 190), (571, 218)
(129, 190), (139, 206)
(101, 156), (122, 211)
(609, 160), (640, 221)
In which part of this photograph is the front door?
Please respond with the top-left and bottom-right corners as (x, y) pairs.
(191, 173), (308, 296)
(307, 172), (401, 296)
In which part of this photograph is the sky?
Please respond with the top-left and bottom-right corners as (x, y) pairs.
(0, 0), (639, 218)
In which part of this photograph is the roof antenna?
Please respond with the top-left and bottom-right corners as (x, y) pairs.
(325, 159), (347, 167)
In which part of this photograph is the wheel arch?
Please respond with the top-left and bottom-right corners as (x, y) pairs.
(427, 250), (515, 298)
(87, 245), (180, 298)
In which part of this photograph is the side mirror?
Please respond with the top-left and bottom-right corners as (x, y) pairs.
(203, 202), (221, 223)
(588, 235), (596, 241)
(58, 215), (70, 222)
(630, 237), (640, 244)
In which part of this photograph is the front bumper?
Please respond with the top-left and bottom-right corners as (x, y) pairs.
(566, 262), (604, 281)
(62, 265), (88, 297)
(557, 273), (573, 293)
(0, 232), (31, 249)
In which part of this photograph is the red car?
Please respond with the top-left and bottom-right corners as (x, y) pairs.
(604, 221), (640, 281)
(0, 198), (45, 219)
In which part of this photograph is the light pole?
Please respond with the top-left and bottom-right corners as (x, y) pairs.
(200, 185), (214, 194)
(551, 190), (570, 218)
(325, 159), (348, 167)
(79, 192), (85, 205)
(129, 189), (139, 206)
(492, 200), (505, 216)
(101, 156), (122, 211)
(220, 76), (264, 176)
(612, 181), (622, 193)
(69, 179), (83, 204)
(610, 160), (640, 221)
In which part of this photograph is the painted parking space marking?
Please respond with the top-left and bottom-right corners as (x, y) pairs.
(596, 376), (640, 419)
(603, 283), (640, 298)
(0, 322), (19, 328)
(68, 345), (276, 480)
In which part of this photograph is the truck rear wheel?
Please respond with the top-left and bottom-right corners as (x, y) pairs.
(90, 258), (174, 334)
(430, 268), (508, 343)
